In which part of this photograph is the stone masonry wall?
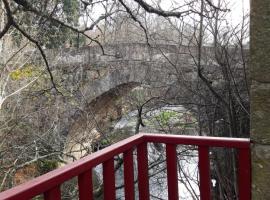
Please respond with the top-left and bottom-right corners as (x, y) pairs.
(250, 0), (270, 199)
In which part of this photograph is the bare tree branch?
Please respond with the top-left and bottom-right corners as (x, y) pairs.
(0, 20), (12, 40)
(132, 0), (192, 18)
(118, 0), (150, 45)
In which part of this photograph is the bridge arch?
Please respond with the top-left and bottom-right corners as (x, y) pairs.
(64, 82), (141, 161)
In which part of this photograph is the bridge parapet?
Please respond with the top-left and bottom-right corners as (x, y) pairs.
(46, 43), (199, 68)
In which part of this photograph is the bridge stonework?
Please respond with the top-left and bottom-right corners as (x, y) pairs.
(42, 43), (244, 162)
(44, 43), (201, 160)
(47, 43), (198, 97)
(250, 1), (270, 199)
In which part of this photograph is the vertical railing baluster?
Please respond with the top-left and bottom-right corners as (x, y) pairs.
(44, 185), (61, 200)
(78, 170), (93, 200)
(103, 158), (115, 200)
(198, 146), (211, 200)
(166, 144), (178, 200)
(124, 148), (135, 200)
(137, 142), (150, 200)
(238, 148), (251, 200)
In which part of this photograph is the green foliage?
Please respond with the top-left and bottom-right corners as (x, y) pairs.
(37, 159), (58, 175)
(43, 0), (85, 48)
(43, 26), (85, 48)
(63, 0), (80, 24)
(46, 0), (86, 48)
(9, 0), (85, 48)
(100, 139), (110, 146)
(155, 111), (177, 127)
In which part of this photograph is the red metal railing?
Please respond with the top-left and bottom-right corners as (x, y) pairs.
(0, 133), (251, 200)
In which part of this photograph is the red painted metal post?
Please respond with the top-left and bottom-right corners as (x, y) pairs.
(103, 158), (115, 200)
(238, 148), (251, 200)
(78, 170), (93, 200)
(137, 142), (150, 200)
(198, 146), (211, 200)
(166, 144), (179, 200)
(44, 185), (61, 200)
(124, 148), (135, 200)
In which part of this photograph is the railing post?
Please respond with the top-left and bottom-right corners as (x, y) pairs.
(44, 186), (61, 200)
(238, 148), (251, 200)
(137, 142), (150, 200)
(78, 170), (93, 200)
(198, 146), (211, 200)
(166, 144), (178, 200)
(124, 148), (135, 200)
(103, 158), (115, 200)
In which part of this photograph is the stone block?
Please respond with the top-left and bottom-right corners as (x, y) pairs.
(252, 144), (270, 200)
(251, 81), (270, 143)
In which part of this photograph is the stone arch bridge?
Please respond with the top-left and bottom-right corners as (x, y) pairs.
(42, 43), (243, 159)
(47, 43), (203, 100)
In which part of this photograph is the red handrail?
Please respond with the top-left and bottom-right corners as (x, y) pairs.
(0, 133), (251, 200)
